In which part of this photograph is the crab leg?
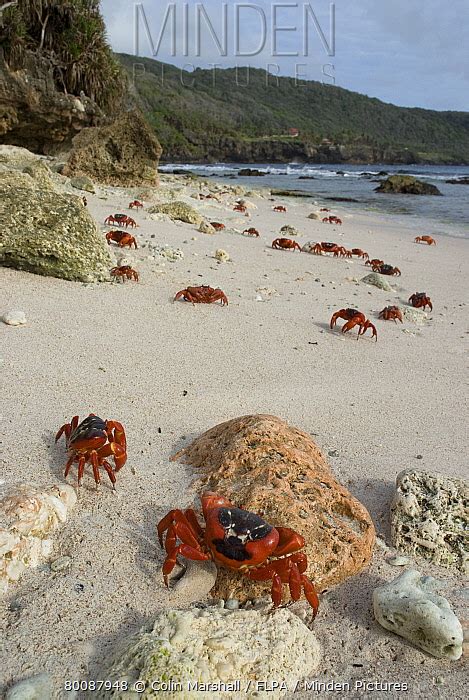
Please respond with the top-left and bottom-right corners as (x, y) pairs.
(162, 544), (210, 585)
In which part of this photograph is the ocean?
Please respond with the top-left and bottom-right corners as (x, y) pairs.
(159, 163), (469, 238)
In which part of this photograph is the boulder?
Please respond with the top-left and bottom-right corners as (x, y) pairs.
(70, 175), (96, 194)
(361, 273), (394, 292)
(280, 225), (300, 237)
(445, 177), (469, 185)
(5, 673), (52, 700)
(391, 469), (468, 574)
(98, 604), (321, 699)
(307, 212), (320, 220)
(375, 175), (442, 196)
(149, 201), (203, 226)
(0, 175), (112, 281)
(199, 221), (217, 235)
(0, 146), (55, 190)
(373, 569), (463, 660)
(171, 415), (375, 601)
(63, 111), (162, 186)
(238, 168), (266, 176)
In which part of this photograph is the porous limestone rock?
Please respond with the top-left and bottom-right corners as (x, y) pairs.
(0, 146), (55, 191)
(0, 483), (77, 594)
(148, 201), (203, 226)
(215, 249), (230, 262)
(0, 177), (112, 281)
(63, 111), (162, 186)
(171, 415), (375, 602)
(308, 212), (320, 220)
(391, 469), (468, 574)
(98, 604), (321, 699)
(280, 225), (300, 237)
(70, 175), (96, 194)
(5, 672), (52, 700)
(373, 569), (463, 659)
(301, 241), (320, 254)
(361, 273), (394, 292)
(199, 221), (216, 235)
(402, 307), (428, 324)
(152, 246), (184, 263)
(2, 310), (27, 326)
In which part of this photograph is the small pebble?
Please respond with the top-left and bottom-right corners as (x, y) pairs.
(299, 509), (309, 519)
(6, 673), (52, 700)
(225, 598), (239, 610)
(50, 556), (72, 573)
(387, 555), (410, 567)
(328, 449), (339, 457)
(416, 454), (423, 459)
(2, 310), (27, 326)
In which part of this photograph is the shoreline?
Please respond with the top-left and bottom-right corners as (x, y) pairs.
(1, 171), (468, 698)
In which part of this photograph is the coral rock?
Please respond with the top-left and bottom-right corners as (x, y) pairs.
(391, 469), (468, 574)
(361, 273), (394, 292)
(148, 201), (203, 226)
(171, 414), (375, 601)
(373, 569), (463, 659)
(280, 224), (301, 237)
(98, 604), (321, 699)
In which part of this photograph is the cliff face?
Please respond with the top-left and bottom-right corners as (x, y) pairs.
(0, 50), (102, 154)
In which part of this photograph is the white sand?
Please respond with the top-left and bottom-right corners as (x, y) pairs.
(1, 175), (468, 698)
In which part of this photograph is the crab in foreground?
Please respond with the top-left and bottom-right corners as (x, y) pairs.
(409, 292), (433, 311)
(272, 238), (302, 252)
(111, 266), (139, 282)
(129, 200), (144, 210)
(415, 235), (436, 245)
(273, 205), (287, 213)
(372, 263), (401, 276)
(174, 285), (228, 305)
(55, 414), (127, 488)
(330, 308), (378, 341)
(243, 228), (260, 237)
(106, 231), (138, 249)
(379, 306), (403, 323)
(157, 492), (319, 616)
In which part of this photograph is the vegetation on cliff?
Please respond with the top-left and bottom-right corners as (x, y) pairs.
(117, 54), (469, 164)
(1, 0), (123, 110)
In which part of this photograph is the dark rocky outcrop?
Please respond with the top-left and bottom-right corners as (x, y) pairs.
(375, 175), (442, 195)
(63, 111), (162, 186)
(0, 50), (101, 153)
(445, 177), (469, 185)
(237, 168), (266, 176)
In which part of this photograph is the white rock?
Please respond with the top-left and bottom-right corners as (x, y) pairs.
(5, 673), (52, 700)
(98, 604), (321, 699)
(2, 310), (27, 326)
(214, 249), (230, 262)
(373, 569), (463, 660)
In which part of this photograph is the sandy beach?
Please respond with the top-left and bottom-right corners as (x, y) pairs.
(1, 173), (468, 698)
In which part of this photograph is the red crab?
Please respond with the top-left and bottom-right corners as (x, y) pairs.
(330, 308), (378, 341)
(210, 222), (226, 231)
(233, 204), (248, 214)
(311, 241), (340, 255)
(111, 266), (139, 282)
(372, 263), (401, 276)
(351, 248), (369, 260)
(55, 414), (127, 488)
(409, 292), (433, 311)
(272, 238), (302, 251)
(379, 306), (403, 323)
(157, 492), (319, 616)
(415, 235), (436, 245)
(320, 208), (330, 212)
(243, 228), (260, 237)
(106, 231), (138, 249)
(365, 258), (384, 268)
(174, 285), (228, 305)
(322, 216), (342, 225)
(273, 206), (287, 213)
(129, 200), (144, 210)
(104, 214), (137, 229)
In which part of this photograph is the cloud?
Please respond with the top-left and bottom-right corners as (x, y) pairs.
(100, 0), (469, 110)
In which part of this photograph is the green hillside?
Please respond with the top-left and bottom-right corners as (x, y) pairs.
(118, 53), (469, 164)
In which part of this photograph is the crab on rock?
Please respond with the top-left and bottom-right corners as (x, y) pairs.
(409, 292), (433, 311)
(272, 238), (302, 251)
(174, 285), (228, 305)
(106, 231), (138, 249)
(379, 306), (403, 323)
(157, 492), (319, 616)
(415, 235), (436, 245)
(330, 308), (378, 341)
(55, 414), (127, 488)
(111, 266), (139, 282)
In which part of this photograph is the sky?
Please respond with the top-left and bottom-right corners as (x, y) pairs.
(101, 0), (469, 111)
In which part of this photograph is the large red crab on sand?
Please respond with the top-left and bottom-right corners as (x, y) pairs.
(330, 308), (378, 341)
(272, 238), (301, 251)
(55, 414), (127, 488)
(174, 285), (228, 305)
(158, 492), (319, 616)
